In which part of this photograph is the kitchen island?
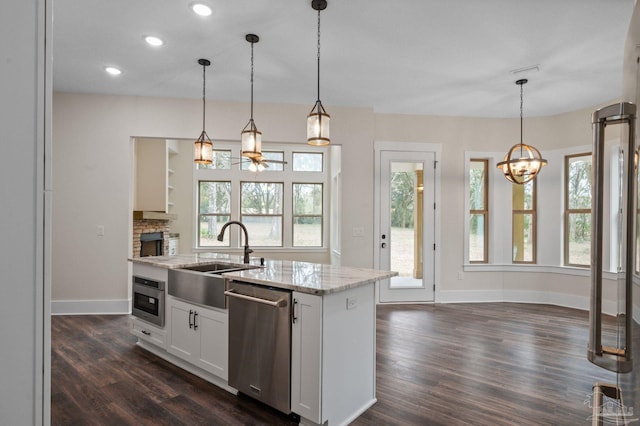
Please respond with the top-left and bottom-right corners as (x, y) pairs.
(129, 254), (397, 426)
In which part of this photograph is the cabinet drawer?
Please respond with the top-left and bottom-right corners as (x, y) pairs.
(130, 317), (166, 348)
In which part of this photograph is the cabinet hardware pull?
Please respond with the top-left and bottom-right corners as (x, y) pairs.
(193, 311), (198, 330)
(224, 289), (283, 307)
(291, 299), (298, 324)
(141, 330), (151, 336)
(189, 309), (193, 329)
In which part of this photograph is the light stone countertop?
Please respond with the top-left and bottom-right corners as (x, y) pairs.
(130, 253), (398, 295)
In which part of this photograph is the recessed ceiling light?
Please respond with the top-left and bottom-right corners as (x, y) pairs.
(104, 66), (122, 76)
(191, 3), (212, 16)
(144, 36), (164, 47)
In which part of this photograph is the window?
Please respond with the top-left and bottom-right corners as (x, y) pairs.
(293, 183), (323, 246)
(241, 151), (284, 171)
(512, 180), (536, 263)
(198, 181), (231, 247)
(240, 182), (283, 246)
(469, 159), (488, 263)
(564, 153), (592, 267)
(293, 152), (323, 172)
(195, 142), (328, 249)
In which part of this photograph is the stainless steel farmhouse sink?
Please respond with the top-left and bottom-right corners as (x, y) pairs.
(168, 262), (258, 309)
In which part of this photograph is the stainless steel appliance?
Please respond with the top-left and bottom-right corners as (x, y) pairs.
(589, 102), (639, 424)
(225, 280), (292, 414)
(168, 262), (257, 309)
(132, 275), (165, 327)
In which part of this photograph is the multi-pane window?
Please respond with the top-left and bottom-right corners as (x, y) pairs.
(196, 143), (327, 249)
(565, 153), (592, 267)
(293, 183), (323, 246)
(198, 181), (231, 247)
(512, 180), (536, 263)
(469, 159), (488, 263)
(240, 182), (283, 246)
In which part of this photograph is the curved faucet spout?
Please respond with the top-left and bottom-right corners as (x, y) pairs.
(217, 220), (253, 264)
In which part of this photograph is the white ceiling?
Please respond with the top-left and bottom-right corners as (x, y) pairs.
(52, 0), (634, 118)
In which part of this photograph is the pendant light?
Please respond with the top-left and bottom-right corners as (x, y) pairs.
(497, 79), (547, 184)
(194, 58), (213, 165)
(241, 34), (262, 159)
(307, 0), (330, 146)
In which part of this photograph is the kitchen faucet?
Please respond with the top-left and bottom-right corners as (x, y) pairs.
(217, 220), (253, 264)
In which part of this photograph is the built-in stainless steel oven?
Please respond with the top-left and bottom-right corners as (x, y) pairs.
(132, 275), (165, 327)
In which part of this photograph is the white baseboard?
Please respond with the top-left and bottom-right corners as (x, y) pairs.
(51, 299), (130, 315)
(437, 290), (619, 316)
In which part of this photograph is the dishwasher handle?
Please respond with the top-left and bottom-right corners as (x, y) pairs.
(225, 289), (285, 307)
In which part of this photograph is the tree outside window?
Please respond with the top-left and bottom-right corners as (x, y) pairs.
(198, 181), (231, 246)
(512, 180), (536, 263)
(469, 159), (488, 263)
(240, 182), (283, 246)
(565, 153), (592, 267)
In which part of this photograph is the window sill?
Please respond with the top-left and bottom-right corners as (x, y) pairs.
(463, 263), (618, 280)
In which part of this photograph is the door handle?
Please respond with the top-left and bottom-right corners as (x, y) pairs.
(588, 102), (635, 374)
(193, 311), (198, 330)
(188, 309), (193, 329)
(381, 242), (387, 248)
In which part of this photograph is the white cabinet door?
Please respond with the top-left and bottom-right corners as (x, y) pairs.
(290, 291), (323, 423)
(195, 307), (228, 380)
(167, 298), (198, 360)
(167, 296), (228, 380)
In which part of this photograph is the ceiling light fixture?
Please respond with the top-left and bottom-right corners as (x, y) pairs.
(104, 66), (122, 76)
(194, 58), (213, 165)
(144, 36), (164, 47)
(307, 0), (330, 146)
(241, 34), (262, 160)
(191, 3), (212, 17)
(497, 79), (548, 184)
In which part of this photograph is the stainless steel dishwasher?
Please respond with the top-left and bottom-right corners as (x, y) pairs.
(225, 280), (292, 414)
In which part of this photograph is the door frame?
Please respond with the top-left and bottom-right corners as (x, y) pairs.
(373, 141), (442, 304)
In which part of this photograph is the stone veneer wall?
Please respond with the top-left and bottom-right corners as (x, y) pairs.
(132, 219), (171, 258)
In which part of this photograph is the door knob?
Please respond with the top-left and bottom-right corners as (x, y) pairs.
(381, 242), (387, 248)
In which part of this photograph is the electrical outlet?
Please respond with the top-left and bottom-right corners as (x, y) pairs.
(347, 297), (358, 310)
(97, 225), (105, 236)
(352, 227), (364, 237)
(458, 271), (464, 280)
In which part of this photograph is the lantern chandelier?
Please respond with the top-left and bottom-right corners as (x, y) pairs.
(307, 0), (330, 146)
(497, 79), (547, 184)
(193, 58), (213, 165)
(241, 34), (262, 160)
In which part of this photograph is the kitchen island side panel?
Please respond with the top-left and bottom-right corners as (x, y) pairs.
(321, 283), (376, 425)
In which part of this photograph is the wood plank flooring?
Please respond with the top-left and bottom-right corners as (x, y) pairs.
(52, 303), (622, 425)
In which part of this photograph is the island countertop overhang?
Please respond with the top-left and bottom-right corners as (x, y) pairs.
(129, 253), (397, 295)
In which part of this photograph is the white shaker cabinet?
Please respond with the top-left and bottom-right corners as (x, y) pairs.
(166, 296), (228, 380)
(291, 283), (377, 426)
(291, 291), (323, 423)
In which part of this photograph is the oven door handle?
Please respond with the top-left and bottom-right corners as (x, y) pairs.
(225, 290), (284, 307)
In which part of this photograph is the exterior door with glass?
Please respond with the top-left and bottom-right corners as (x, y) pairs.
(377, 150), (436, 303)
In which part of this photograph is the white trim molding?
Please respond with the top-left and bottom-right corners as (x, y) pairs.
(51, 299), (130, 315)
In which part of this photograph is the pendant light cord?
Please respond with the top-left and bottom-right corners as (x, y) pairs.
(316, 7), (321, 103)
(519, 81), (524, 157)
(250, 40), (254, 120)
(202, 63), (206, 132)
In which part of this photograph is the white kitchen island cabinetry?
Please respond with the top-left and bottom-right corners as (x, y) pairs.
(291, 284), (377, 426)
(166, 296), (228, 381)
(130, 254), (396, 425)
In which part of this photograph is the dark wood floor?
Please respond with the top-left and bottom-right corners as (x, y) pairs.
(52, 303), (619, 425)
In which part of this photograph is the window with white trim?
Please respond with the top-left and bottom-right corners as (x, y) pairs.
(564, 152), (592, 267)
(195, 142), (328, 250)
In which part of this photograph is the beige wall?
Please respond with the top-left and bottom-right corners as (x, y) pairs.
(51, 91), (620, 312)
